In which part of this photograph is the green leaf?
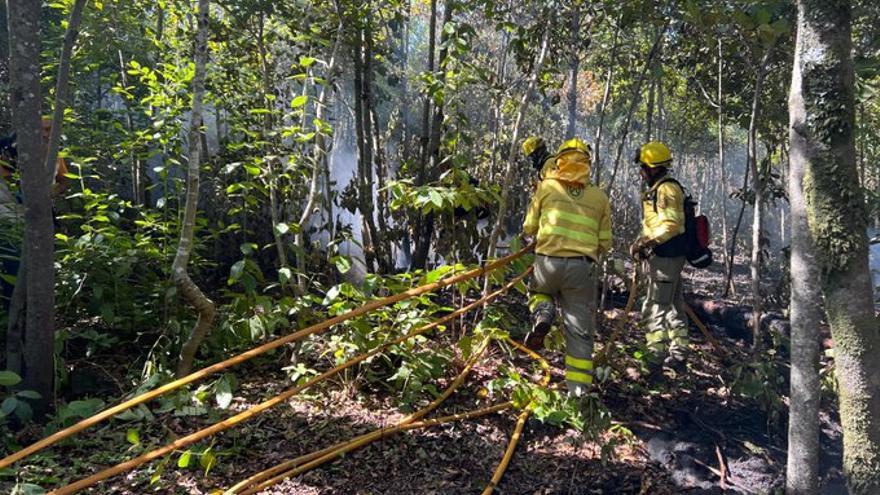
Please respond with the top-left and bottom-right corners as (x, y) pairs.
(291, 95), (309, 108)
(1, 397), (18, 417)
(332, 255), (352, 274)
(13, 483), (46, 495)
(200, 450), (217, 474)
(177, 450), (192, 468)
(229, 260), (246, 283)
(0, 371), (22, 387)
(299, 56), (317, 68)
(15, 390), (41, 400)
(126, 428), (141, 445)
(274, 223), (290, 236)
(322, 285), (341, 305)
(215, 376), (233, 409)
(278, 267), (293, 284)
(428, 189), (444, 208)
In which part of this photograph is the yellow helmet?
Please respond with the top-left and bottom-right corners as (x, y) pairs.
(521, 136), (545, 157)
(638, 141), (672, 168)
(557, 138), (591, 157)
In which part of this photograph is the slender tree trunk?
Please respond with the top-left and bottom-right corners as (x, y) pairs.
(718, 38), (732, 291)
(489, 31), (510, 178)
(787, 39), (822, 490)
(592, 20), (621, 184)
(485, 27), (550, 263)
(173, 0), (215, 378)
(411, 0), (437, 270)
(724, 163), (750, 298)
(296, 16), (342, 293)
(749, 47), (772, 350)
(254, 14), (288, 276)
(43, 0), (87, 184)
(365, 10), (391, 271)
(566, 6), (579, 138)
(792, 2), (880, 492)
(412, 0), (454, 270)
(606, 24), (667, 194)
(645, 77), (655, 142)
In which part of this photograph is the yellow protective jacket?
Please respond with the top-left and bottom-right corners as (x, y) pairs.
(523, 179), (612, 261)
(539, 155), (556, 179)
(641, 178), (685, 245)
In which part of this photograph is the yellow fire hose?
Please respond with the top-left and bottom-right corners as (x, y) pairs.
(226, 336), (495, 493)
(241, 403), (515, 495)
(1, 245), (533, 472)
(235, 336), (550, 495)
(49, 268), (533, 494)
(479, 337), (552, 495)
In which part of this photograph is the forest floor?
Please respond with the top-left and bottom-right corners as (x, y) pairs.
(3, 257), (847, 495)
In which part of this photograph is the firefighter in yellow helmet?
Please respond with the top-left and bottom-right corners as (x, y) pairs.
(630, 141), (690, 372)
(521, 136), (557, 179)
(522, 138), (611, 396)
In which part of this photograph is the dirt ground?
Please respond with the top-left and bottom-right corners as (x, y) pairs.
(2, 256), (846, 494)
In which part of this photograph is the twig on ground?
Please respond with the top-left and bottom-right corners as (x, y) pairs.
(691, 457), (756, 495)
(715, 443), (729, 490)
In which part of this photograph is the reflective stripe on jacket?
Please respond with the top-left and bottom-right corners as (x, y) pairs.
(523, 179), (611, 259)
(641, 179), (685, 244)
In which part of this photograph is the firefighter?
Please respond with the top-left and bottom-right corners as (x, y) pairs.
(629, 141), (690, 371)
(522, 138), (612, 396)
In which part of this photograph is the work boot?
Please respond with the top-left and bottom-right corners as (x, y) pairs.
(525, 310), (553, 350)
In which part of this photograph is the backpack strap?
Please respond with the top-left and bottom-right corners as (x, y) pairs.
(650, 177), (685, 213)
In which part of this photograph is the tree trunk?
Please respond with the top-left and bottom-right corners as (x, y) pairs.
(792, 2), (880, 492)
(350, 13), (385, 273)
(717, 38), (732, 284)
(365, 10), (391, 271)
(645, 77), (655, 142)
(411, 0), (437, 270)
(749, 47), (772, 350)
(296, 15), (343, 294)
(254, 14), (288, 276)
(606, 24), (667, 195)
(566, 6), (579, 138)
(174, 0), (216, 378)
(484, 27), (550, 262)
(8, 0), (49, 413)
(786, 29), (822, 490)
(592, 19), (621, 184)
(9, 0), (86, 416)
(724, 163), (750, 298)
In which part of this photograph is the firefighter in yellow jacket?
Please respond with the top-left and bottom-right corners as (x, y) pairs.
(629, 141), (690, 369)
(522, 138), (612, 396)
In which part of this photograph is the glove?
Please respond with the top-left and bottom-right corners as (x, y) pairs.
(629, 237), (655, 261)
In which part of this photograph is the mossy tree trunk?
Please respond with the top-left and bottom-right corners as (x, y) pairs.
(790, 1), (880, 492)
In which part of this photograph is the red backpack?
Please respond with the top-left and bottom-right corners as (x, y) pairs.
(654, 178), (713, 268)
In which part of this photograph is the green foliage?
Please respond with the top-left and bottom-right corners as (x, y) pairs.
(57, 189), (175, 331)
(730, 353), (787, 429)
(489, 368), (611, 438)
(388, 169), (498, 215)
(0, 372), (39, 423)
